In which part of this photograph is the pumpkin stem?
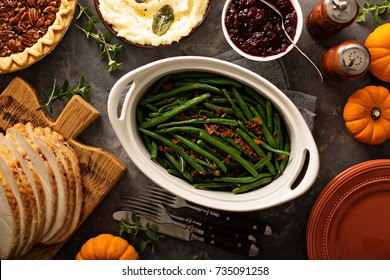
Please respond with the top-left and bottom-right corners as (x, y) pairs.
(371, 107), (381, 120)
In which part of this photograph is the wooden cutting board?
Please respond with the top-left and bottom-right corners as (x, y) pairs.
(0, 77), (126, 259)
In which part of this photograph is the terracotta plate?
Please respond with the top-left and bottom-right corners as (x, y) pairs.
(306, 159), (390, 260)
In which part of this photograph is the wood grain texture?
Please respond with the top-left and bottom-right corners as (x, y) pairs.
(0, 77), (126, 259)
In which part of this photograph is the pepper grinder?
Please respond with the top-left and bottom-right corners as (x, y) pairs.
(306, 0), (359, 38)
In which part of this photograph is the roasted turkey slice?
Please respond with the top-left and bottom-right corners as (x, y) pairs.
(0, 171), (20, 259)
(0, 122), (84, 259)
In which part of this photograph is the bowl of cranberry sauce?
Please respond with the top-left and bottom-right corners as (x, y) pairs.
(222, 0), (303, 61)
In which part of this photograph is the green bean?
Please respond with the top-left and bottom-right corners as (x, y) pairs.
(193, 157), (217, 170)
(250, 106), (277, 148)
(172, 133), (227, 173)
(253, 152), (272, 170)
(196, 139), (217, 154)
(164, 153), (193, 183)
(265, 99), (273, 131)
(156, 126), (204, 135)
(244, 85), (266, 107)
(150, 74), (175, 95)
(199, 131), (258, 177)
(256, 104), (267, 124)
(193, 182), (233, 190)
(140, 84), (219, 105)
(273, 112), (282, 149)
(214, 172), (272, 183)
(222, 89), (247, 123)
(171, 72), (214, 80)
(150, 141), (158, 159)
(156, 118), (239, 129)
(136, 107), (153, 152)
(233, 176), (273, 194)
(279, 133), (290, 173)
(140, 93), (211, 128)
(259, 140), (290, 156)
(235, 128), (276, 175)
(217, 133), (244, 155)
(232, 87), (253, 120)
(140, 128), (206, 174)
(203, 102), (233, 114)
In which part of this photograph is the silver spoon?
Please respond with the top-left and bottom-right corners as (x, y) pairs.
(259, 0), (324, 82)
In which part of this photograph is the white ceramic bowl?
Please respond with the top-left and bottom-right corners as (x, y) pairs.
(221, 0), (303, 61)
(108, 56), (319, 211)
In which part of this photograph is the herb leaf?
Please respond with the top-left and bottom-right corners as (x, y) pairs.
(357, 0), (390, 25)
(76, 3), (123, 72)
(37, 76), (91, 113)
(119, 213), (165, 253)
(152, 5), (174, 36)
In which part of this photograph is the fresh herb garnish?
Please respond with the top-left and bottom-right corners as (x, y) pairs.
(76, 3), (123, 72)
(37, 76), (91, 113)
(119, 212), (165, 253)
(357, 0), (390, 25)
(152, 5), (174, 36)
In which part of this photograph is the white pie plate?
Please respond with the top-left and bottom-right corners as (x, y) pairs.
(107, 56), (319, 211)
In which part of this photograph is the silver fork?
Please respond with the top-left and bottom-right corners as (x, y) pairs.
(123, 186), (272, 236)
(121, 197), (258, 243)
(124, 185), (221, 217)
(121, 197), (203, 231)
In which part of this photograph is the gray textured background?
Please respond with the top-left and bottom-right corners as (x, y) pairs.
(0, 0), (389, 260)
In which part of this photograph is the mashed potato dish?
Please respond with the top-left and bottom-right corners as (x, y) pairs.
(98, 0), (210, 46)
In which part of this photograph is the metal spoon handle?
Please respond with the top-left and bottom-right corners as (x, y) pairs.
(259, 0), (323, 82)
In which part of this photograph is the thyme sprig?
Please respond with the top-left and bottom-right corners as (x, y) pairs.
(76, 3), (123, 72)
(119, 212), (165, 253)
(37, 76), (91, 113)
(357, 0), (390, 25)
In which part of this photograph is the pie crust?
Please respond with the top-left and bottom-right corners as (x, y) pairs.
(0, 0), (77, 74)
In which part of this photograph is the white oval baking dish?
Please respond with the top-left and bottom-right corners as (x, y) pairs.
(108, 56), (319, 211)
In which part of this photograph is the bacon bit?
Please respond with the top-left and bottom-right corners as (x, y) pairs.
(253, 117), (263, 125)
(222, 155), (232, 164)
(162, 83), (173, 91)
(235, 137), (242, 144)
(216, 107), (223, 115)
(221, 112), (227, 118)
(214, 170), (221, 176)
(172, 138), (180, 144)
(201, 115), (208, 120)
(178, 112), (186, 120)
(254, 139), (261, 145)
(191, 113), (199, 119)
(163, 147), (174, 153)
(225, 129), (235, 138)
(204, 124), (218, 135)
(278, 154), (286, 160)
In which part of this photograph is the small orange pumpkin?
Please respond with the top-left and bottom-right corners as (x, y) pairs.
(343, 85), (390, 145)
(365, 23), (390, 82)
(75, 234), (139, 260)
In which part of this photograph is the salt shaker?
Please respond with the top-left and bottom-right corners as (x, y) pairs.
(318, 40), (371, 80)
(306, 0), (359, 38)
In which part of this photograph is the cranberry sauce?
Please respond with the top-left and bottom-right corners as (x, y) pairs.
(224, 0), (298, 57)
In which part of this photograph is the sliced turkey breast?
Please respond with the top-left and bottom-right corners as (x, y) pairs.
(5, 130), (46, 246)
(25, 124), (69, 244)
(7, 124), (57, 241)
(0, 140), (32, 257)
(0, 171), (20, 259)
(38, 127), (76, 244)
(60, 141), (83, 242)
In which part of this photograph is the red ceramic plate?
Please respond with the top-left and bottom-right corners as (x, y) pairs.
(306, 159), (390, 260)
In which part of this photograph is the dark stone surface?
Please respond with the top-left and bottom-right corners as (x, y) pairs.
(0, 0), (389, 260)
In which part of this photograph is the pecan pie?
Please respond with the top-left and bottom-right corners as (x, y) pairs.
(0, 0), (77, 74)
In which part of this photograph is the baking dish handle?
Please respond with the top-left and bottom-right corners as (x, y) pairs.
(107, 71), (140, 144)
(283, 134), (320, 204)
